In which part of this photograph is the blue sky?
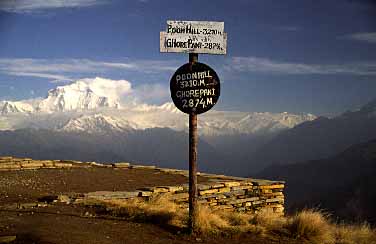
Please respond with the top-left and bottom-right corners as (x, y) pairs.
(0, 0), (375, 115)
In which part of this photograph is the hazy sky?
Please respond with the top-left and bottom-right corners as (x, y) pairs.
(0, 0), (375, 115)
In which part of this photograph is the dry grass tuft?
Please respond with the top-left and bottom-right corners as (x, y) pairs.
(195, 206), (229, 234)
(218, 210), (251, 226)
(91, 196), (265, 236)
(103, 195), (188, 228)
(334, 223), (376, 244)
(195, 207), (266, 236)
(251, 208), (286, 231)
(83, 197), (376, 243)
(285, 209), (334, 244)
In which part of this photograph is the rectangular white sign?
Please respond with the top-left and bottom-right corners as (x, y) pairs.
(160, 20), (227, 55)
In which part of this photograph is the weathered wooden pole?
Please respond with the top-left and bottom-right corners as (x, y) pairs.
(162, 20), (224, 233)
(188, 52), (198, 233)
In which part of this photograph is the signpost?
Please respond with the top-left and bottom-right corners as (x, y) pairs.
(170, 62), (220, 114)
(160, 20), (227, 233)
(160, 20), (227, 55)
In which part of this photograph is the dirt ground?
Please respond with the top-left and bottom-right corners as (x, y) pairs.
(0, 168), (199, 205)
(0, 168), (294, 244)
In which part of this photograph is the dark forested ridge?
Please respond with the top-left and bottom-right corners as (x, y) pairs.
(258, 139), (376, 223)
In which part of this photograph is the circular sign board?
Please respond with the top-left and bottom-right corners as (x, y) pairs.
(170, 62), (220, 114)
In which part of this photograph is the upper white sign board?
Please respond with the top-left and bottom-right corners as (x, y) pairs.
(160, 20), (227, 55)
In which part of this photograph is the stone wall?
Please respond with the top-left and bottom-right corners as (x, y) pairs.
(85, 175), (284, 215)
(0, 156), (284, 215)
(0, 157), (75, 170)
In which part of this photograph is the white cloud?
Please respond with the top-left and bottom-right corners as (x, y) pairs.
(5, 71), (73, 83)
(345, 32), (376, 44)
(228, 56), (376, 75)
(0, 0), (108, 13)
(79, 77), (133, 102)
(100, 60), (177, 73)
(0, 58), (179, 83)
(0, 58), (108, 73)
(132, 83), (169, 103)
(3, 56), (375, 87)
(58, 77), (167, 106)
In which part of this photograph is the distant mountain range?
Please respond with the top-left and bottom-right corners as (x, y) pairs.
(1, 77), (375, 178)
(258, 139), (376, 223)
(0, 77), (317, 175)
(0, 77), (316, 137)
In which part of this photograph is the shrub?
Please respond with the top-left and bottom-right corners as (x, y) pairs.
(285, 209), (334, 244)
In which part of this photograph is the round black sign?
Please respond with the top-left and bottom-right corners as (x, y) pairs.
(170, 62), (220, 114)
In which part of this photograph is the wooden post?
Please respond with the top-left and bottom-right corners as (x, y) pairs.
(188, 53), (198, 233)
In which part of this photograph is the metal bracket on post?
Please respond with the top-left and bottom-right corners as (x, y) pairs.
(188, 53), (198, 233)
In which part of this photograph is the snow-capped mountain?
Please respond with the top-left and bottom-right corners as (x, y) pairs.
(59, 114), (137, 134)
(199, 111), (316, 136)
(0, 77), (317, 136)
(0, 77), (123, 115)
(158, 102), (180, 113)
(37, 78), (120, 112)
(0, 100), (35, 115)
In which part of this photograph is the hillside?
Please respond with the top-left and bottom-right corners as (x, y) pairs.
(248, 99), (376, 172)
(258, 139), (376, 223)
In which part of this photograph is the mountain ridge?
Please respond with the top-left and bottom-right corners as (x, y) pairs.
(246, 98), (376, 172)
(0, 127), (223, 173)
